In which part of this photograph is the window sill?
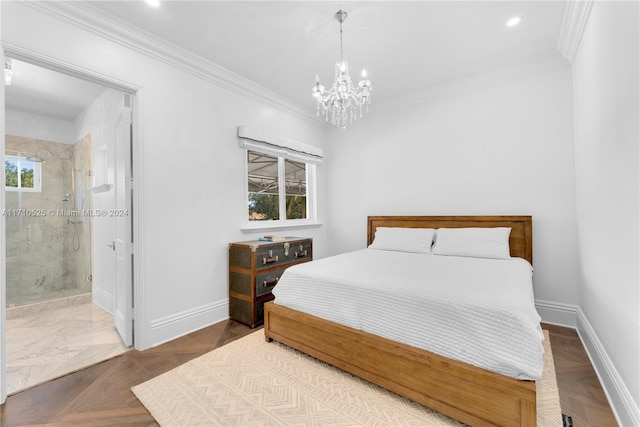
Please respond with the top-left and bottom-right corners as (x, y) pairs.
(241, 221), (323, 234)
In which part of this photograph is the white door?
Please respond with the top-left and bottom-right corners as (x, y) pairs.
(113, 95), (133, 346)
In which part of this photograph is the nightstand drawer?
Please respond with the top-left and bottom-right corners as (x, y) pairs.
(254, 240), (313, 270)
(255, 295), (273, 324)
(255, 244), (290, 269)
(256, 268), (285, 297)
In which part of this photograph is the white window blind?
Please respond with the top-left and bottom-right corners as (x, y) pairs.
(238, 125), (323, 165)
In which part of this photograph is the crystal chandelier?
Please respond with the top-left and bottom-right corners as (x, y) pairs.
(312, 10), (372, 131)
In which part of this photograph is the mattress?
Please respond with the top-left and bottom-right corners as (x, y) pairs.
(272, 249), (544, 380)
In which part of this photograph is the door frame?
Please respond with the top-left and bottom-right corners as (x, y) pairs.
(0, 45), (146, 403)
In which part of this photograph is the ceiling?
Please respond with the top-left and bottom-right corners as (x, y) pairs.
(5, 1), (568, 120)
(5, 59), (107, 121)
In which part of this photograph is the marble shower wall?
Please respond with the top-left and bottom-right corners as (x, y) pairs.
(5, 135), (92, 307)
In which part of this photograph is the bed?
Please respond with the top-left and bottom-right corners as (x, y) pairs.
(264, 215), (539, 427)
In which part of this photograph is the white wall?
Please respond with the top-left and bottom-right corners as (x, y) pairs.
(572, 1), (639, 425)
(1, 2), (327, 349)
(74, 88), (123, 313)
(325, 58), (579, 311)
(5, 108), (74, 144)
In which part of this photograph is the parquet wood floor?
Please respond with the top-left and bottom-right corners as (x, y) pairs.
(0, 321), (618, 426)
(543, 323), (618, 427)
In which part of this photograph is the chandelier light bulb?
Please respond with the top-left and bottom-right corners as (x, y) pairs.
(311, 10), (372, 131)
(312, 74), (324, 98)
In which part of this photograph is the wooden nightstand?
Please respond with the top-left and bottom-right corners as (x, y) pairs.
(228, 237), (312, 327)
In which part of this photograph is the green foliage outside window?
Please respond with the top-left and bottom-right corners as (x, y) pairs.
(21, 166), (35, 188)
(5, 159), (36, 189)
(5, 161), (18, 187)
(249, 193), (279, 220)
(286, 195), (306, 220)
(248, 194), (306, 220)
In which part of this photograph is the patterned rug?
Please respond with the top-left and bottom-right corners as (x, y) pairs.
(132, 330), (561, 426)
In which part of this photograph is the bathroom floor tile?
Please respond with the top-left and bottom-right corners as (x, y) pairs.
(6, 302), (130, 395)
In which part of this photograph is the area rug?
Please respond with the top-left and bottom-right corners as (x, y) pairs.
(132, 330), (561, 426)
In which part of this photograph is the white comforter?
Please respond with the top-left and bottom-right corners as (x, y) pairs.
(272, 249), (544, 380)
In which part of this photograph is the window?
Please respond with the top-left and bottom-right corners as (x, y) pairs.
(5, 155), (42, 192)
(247, 150), (310, 222)
(239, 125), (321, 228)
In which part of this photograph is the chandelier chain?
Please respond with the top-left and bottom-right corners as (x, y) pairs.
(339, 17), (344, 64)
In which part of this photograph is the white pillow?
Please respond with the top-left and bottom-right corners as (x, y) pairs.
(432, 227), (512, 259)
(368, 227), (435, 254)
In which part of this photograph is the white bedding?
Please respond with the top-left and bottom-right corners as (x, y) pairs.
(272, 249), (544, 380)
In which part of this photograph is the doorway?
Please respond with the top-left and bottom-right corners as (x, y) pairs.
(3, 56), (136, 394)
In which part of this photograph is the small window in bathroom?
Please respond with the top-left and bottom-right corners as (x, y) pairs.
(5, 155), (42, 192)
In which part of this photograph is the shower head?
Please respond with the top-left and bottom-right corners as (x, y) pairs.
(26, 154), (45, 163)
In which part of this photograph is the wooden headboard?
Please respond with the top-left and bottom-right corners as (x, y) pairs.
(367, 215), (533, 264)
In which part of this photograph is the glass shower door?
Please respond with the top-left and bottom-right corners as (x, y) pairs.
(4, 179), (24, 308)
(4, 155), (40, 307)
(5, 138), (93, 309)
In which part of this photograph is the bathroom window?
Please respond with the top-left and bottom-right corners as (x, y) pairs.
(247, 150), (314, 223)
(5, 155), (42, 192)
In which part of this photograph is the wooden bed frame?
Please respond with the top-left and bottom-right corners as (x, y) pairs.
(264, 215), (535, 427)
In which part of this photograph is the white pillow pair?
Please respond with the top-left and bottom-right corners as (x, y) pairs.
(369, 226), (512, 259)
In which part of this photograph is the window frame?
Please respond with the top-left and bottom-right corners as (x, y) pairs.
(243, 148), (318, 231)
(5, 155), (42, 193)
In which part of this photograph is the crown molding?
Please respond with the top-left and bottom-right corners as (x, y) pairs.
(557, 0), (595, 64)
(3, 42), (140, 95)
(370, 51), (571, 118)
(21, 1), (321, 127)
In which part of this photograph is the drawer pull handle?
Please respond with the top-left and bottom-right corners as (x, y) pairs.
(295, 250), (308, 258)
(263, 255), (278, 264)
(263, 278), (279, 287)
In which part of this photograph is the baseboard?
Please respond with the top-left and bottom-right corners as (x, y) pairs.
(92, 286), (114, 314)
(535, 299), (578, 327)
(148, 298), (229, 347)
(577, 307), (640, 427)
